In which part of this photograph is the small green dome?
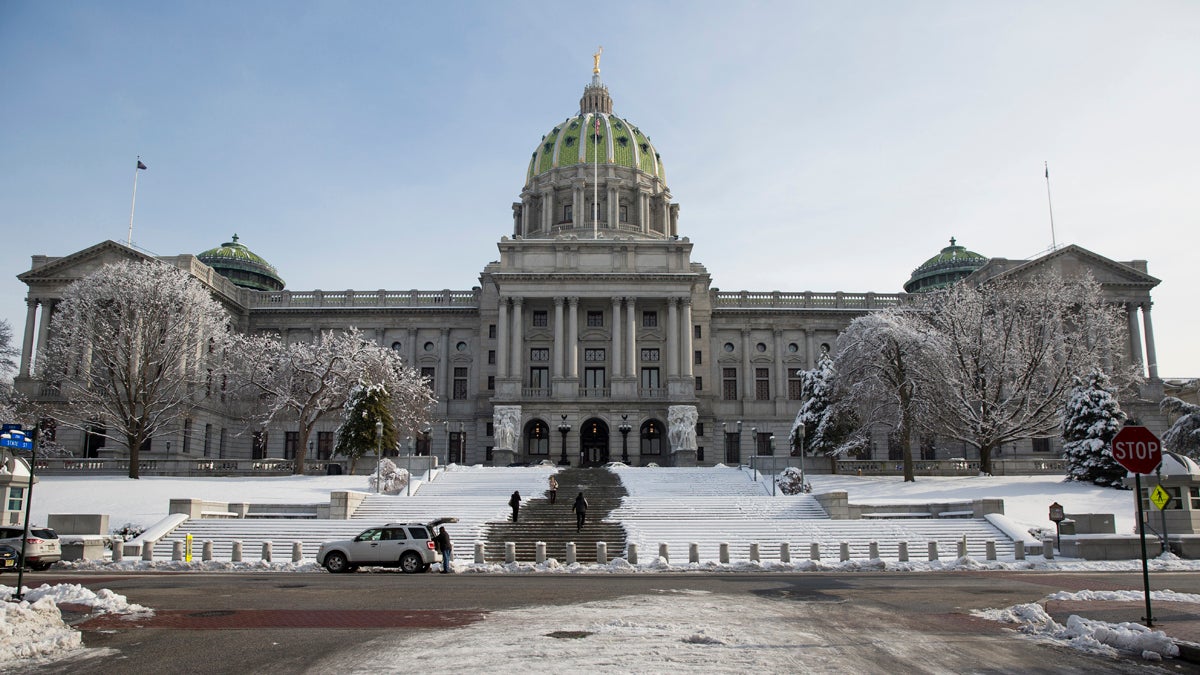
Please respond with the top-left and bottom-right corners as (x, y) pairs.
(904, 237), (988, 293)
(198, 234), (285, 292)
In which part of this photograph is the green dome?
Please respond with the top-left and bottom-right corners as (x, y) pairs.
(198, 234), (285, 292)
(525, 72), (666, 187)
(903, 238), (988, 293)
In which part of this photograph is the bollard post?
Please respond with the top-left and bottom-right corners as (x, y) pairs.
(173, 540), (183, 561)
(203, 540), (213, 562)
(566, 542), (576, 565)
(928, 541), (938, 561)
(749, 543), (760, 562)
(292, 541), (303, 563)
(839, 542), (849, 562)
(474, 541), (485, 564)
(986, 540), (996, 561)
(505, 542), (516, 564)
(658, 543), (670, 564)
(535, 541), (546, 564)
(898, 541), (908, 562)
(596, 542), (607, 565)
(780, 542), (790, 563)
(957, 537), (967, 558)
(689, 542), (699, 564)
(1042, 537), (1054, 560)
(142, 541), (154, 562)
(868, 541), (879, 560)
(112, 541), (123, 563)
(810, 542), (820, 561)
(1014, 540), (1025, 561)
(262, 541), (272, 563)
(719, 542), (729, 564)
(627, 543), (638, 565)
(232, 540), (243, 563)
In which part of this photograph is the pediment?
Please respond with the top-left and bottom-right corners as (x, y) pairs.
(968, 244), (1160, 294)
(18, 240), (153, 285)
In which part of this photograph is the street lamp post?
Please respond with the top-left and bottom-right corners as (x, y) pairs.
(374, 420), (383, 494)
(751, 426), (758, 480)
(558, 415), (571, 466)
(618, 414), (632, 464)
(796, 424), (806, 489)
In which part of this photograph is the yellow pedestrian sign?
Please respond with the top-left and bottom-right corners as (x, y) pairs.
(1150, 485), (1172, 510)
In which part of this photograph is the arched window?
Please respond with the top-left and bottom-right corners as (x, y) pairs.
(525, 419), (550, 456)
(640, 419), (663, 456)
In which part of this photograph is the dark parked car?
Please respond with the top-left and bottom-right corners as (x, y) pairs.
(0, 544), (18, 572)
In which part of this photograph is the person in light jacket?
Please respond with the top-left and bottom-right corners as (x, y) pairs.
(548, 475), (559, 504)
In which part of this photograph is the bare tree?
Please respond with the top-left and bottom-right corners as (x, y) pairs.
(0, 319), (19, 377)
(224, 328), (434, 475)
(833, 309), (943, 481)
(40, 260), (231, 478)
(922, 273), (1127, 475)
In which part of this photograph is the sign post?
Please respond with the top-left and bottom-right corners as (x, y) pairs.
(1111, 425), (1163, 627)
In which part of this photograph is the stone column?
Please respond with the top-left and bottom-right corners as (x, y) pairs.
(1142, 302), (1159, 380)
(34, 300), (54, 376)
(639, 191), (648, 234)
(611, 297), (622, 379)
(573, 184), (584, 230)
(1126, 303), (1144, 374)
(680, 298), (693, 378)
(407, 328), (417, 370)
(19, 299), (38, 378)
(625, 297), (637, 377)
(541, 190), (554, 233)
(773, 329), (784, 400)
(568, 297), (580, 379)
(511, 297), (524, 381)
(520, 197), (530, 237)
(805, 329), (815, 369)
(659, 197), (669, 235)
(497, 299), (509, 378)
(553, 297), (565, 379)
(666, 297), (679, 378)
(608, 186), (618, 230)
(438, 327), (450, 397)
(741, 329), (753, 401)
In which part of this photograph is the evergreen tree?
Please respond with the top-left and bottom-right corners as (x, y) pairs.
(1061, 368), (1127, 487)
(335, 382), (397, 474)
(790, 354), (858, 457)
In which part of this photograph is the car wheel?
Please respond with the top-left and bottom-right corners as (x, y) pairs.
(399, 551), (423, 574)
(323, 551), (351, 573)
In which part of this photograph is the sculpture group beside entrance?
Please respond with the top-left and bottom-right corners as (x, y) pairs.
(493, 405), (521, 466)
(668, 405), (698, 467)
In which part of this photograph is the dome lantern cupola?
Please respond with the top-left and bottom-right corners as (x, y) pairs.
(903, 237), (988, 293)
(197, 234), (285, 292)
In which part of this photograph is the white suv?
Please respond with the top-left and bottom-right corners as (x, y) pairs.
(318, 520), (451, 574)
(0, 525), (62, 570)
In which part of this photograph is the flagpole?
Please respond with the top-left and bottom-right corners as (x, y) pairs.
(1044, 161), (1057, 251)
(127, 156), (143, 246)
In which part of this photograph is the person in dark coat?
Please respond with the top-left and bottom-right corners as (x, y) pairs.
(571, 492), (588, 532)
(434, 526), (452, 573)
(509, 490), (521, 522)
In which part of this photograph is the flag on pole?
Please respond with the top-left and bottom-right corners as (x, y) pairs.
(1044, 162), (1048, 179)
(137, 160), (148, 170)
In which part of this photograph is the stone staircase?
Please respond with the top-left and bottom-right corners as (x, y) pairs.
(482, 467), (627, 563)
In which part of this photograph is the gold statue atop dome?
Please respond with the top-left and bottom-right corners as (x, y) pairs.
(593, 45), (603, 74)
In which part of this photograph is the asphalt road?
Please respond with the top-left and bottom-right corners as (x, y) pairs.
(13, 570), (1200, 674)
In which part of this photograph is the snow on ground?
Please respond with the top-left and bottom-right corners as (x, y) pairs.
(0, 583), (148, 664)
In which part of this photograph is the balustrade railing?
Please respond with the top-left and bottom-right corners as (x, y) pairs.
(249, 288), (480, 309)
(713, 290), (909, 310)
(577, 386), (611, 398)
(33, 458), (344, 476)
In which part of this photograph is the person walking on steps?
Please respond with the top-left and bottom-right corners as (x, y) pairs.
(548, 475), (559, 504)
(434, 526), (453, 574)
(509, 490), (521, 522)
(571, 492), (588, 532)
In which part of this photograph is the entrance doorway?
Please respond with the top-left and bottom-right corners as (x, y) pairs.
(579, 418), (610, 466)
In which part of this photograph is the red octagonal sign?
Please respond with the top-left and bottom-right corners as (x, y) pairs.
(1111, 426), (1163, 474)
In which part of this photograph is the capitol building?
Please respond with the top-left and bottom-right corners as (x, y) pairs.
(13, 63), (1165, 469)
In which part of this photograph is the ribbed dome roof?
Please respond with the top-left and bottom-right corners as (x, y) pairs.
(903, 237), (988, 293)
(525, 71), (666, 186)
(198, 234), (285, 292)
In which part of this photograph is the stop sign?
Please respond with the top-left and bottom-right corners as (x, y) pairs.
(1111, 426), (1163, 474)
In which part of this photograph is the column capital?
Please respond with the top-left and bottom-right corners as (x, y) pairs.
(440, 327), (449, 335)
(511, 296), (524, 307)
(568, 296), (580, 307)
(612, 296), (622, 306)
(668, 296), (680, 307)
(741, 328), (752, 337)
(680, 296), (692, 307)
(554, 296), (565, 307)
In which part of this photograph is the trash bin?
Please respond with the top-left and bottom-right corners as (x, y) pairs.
(326, 463), (343, 475)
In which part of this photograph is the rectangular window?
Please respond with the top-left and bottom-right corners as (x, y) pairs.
(487, 375), (495, 390)
(695, 376), (703, 391)
(640, 367), (660, 390)
(695, 422), (704, 437)
(284, 432), (299, 460)
(453, 367), (469, 399)
(7, 486), (24, 512)
(756, 432), (773, 456)
(722, 368), (738, 401)
(694, 325), (702, 339)
(1190, 486), (1200, 510)
(584, 367), (606, 389)
(620, 204), (628, 222)
(420, 367), (436, 391)
(529, 367), (550, 389)
(587, 311), (604, 327)
(1032, 437), (1051, 453)
(642, 311), (658, 328)
(317, 431), (333, 460)
(218, 428), (227, 459)
(788, 370), (803, 400)
(182, 418), (192, 453)
(489, 324), (497, 339)
(694, 350), (702, 365)
(564, 204), (573, 222)
(488, 350), (496, 365)
(203, 423), (212, 457)
(755, 368), (770, 401)
(532, 310), (548, 328)
(530, 347), (550, 362)
(640, 348), (660, 362)
(584, 348), (606, 362)
(252, 431), (268, 460)
(486, 422), (494, 437)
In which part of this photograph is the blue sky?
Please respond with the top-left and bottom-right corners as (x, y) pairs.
(2, 2), (1198, 376)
